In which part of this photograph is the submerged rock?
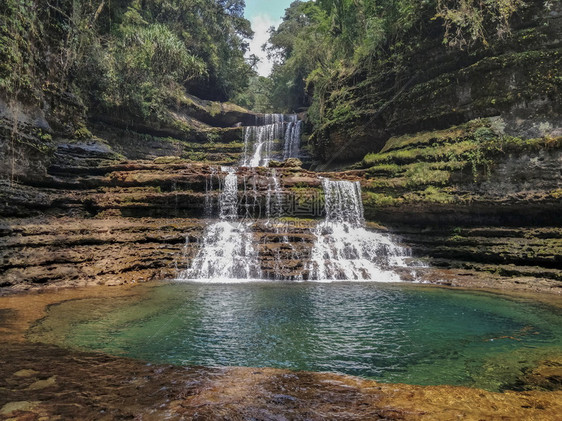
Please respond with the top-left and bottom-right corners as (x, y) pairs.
(0, 341), (560, 420)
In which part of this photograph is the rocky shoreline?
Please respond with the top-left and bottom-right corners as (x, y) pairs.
(1, 340), (561, 420)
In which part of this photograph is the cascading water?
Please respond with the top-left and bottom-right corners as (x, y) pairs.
(181, 109), (414, 282)
(182, 110), (301, 281)
(242, 114), (284, 167)
(263, 169), (305, 280)
(265, 169), (284, 222)
(283, 115), (302, 160)
(204, 166), (218, 217)
(179, 167), (261, 281)
(307, 179), (411, 281)
(242, 114), (302, 167)
(218, 167), (238, 220)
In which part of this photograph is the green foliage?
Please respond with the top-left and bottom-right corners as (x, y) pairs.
(435, 0), (525, 49)
(266, 1), (332, 112)
(100, 19), (207, 119)
(233, 76), (275, 112)
(266, 0), (527, 137)
(0, 0), (255, 124)
(0, 0), (39, 99)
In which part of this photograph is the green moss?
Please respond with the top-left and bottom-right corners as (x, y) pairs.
(36, 129), (52, 142)
(74, 127), (93, 140)
(287, 187), (325, 211)
(404, 163), (450, 187)
(404, 186), (457, 204)
(427, 161), (467, 171)
(278, 216), (317, 222)
(208, 102), (222, 117)
(153, 156), (184, 164)
(360, 117), (562, 192)
(551, 189), (562, 199)
(184, 152), (208, 162)
(365, 163), (401, 176)
(364, 140), (479, 166)
(363, 192), (400, 207)
(366, 178), (398, 189)
(380, 122), (482, 153)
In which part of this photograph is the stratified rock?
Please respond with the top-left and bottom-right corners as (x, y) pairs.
(312, 1), (562, 162)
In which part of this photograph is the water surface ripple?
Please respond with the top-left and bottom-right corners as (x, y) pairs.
(30, 283), (562, 391)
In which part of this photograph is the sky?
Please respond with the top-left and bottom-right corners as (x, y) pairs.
(244, 0), (293, 76)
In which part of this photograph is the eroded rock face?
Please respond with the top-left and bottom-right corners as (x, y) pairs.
(313, 0), (562, 162)
(0, 218), (203, 291)
(1, 94), (561, 294)
(0, 133), (326, 290)
(0, 135), (561, 292)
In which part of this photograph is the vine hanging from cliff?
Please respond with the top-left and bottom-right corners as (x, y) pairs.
(435, 0), (526, 48)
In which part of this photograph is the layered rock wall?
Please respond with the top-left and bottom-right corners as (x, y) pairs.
(312, 1), (561, 163)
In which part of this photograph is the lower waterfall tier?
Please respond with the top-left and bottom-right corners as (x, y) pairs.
(179, 221), (262, 281)
(2, 216), (561, 293)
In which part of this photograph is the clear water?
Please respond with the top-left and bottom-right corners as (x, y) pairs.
(30, 282), (562, 391)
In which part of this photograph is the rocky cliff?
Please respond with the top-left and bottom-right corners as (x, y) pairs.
(1, 1), (561, 294)
(0, 127), (560, 293)
(310, 0), (561, 164)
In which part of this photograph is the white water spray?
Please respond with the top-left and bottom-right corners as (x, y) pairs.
(179, 167), (261, 282)
(308, 179), (411, 281)
(242, 114), (302, 167)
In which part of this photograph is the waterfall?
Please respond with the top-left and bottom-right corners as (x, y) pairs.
(179, 167), (261, 282)
(266, 169), (284, 222)
(219, 167), (238, 220)
(204, 167), (218, 218)
(180, 117), (417, 282)
(283, 115), (302, 160)
(242, 114), (302, 167)
(307, 179), (411, 281)
(181, 171), (414, 282)
(242, 113), (284, 167)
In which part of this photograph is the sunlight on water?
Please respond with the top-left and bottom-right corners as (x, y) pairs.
(29, 283), (562, 392)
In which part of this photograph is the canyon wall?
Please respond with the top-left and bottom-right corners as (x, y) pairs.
(1, 1), (561, 293)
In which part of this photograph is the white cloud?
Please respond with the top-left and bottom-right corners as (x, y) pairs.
(248, 14), (281, 77)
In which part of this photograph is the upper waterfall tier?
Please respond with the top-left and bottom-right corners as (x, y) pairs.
(241, 114), (302, 167)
